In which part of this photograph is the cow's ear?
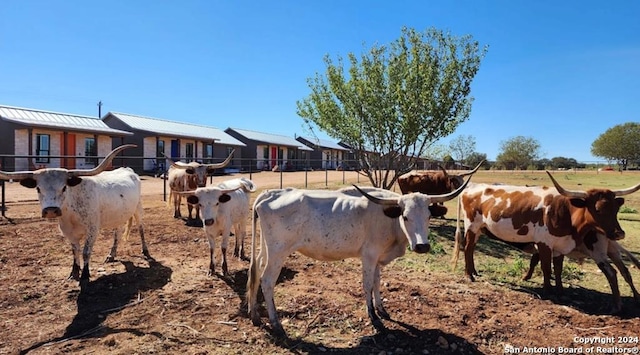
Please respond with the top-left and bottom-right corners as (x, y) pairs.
(383, 206), (402, 218)
(615, 197), (624, 207)
(19, 178), (37, 189)
(429, 205), (448, 218)
(569, 198), (586, 208)
(187, 195), (199, 205)
(219, 194), (231, 203)
(186, 168), (195, 175)
(67, 176), (82, 187)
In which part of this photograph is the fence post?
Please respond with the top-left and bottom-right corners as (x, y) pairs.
(1, 179), (5, 218)
(325, 167), (328, 187)
(280, 163), (283, 189)
(163, 170), (167, 202)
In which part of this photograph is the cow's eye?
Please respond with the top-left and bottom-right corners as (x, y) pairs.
(36, 187), (41, 193)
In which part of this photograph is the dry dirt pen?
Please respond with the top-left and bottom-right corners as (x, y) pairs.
(1, 170), (639, 354)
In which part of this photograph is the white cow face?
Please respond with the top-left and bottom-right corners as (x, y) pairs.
(19, 169), (83, 219)
(186, 188), (232, 226)
(396, 194), (432, 254)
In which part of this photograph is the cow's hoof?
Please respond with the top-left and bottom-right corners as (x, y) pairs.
(372, 318), (386, 332)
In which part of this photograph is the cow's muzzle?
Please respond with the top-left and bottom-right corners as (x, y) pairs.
(204, 218), (214, 226)
(414, 243), (430, 254)
(42, 207), (62, 219)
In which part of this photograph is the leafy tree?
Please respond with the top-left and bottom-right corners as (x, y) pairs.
(550, 156), (578, 169)
(465, 152), (488, 169)
(591, 122), (640, 170)
(448, 135), (476, 164)
(297, 27), (488, 189)
(496, 136), (541, 170)
(442, 154), (455, 169)
(422, 144), (450, 161)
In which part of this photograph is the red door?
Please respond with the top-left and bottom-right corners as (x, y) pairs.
(270, 146), (277, 169)
(60, 133), (76, 169)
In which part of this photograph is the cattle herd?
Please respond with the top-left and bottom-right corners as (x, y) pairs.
(1, 145), (640, 339)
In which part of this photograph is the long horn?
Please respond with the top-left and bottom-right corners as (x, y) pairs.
(0, 144), (136, 180)
(0, 169), (34, 181)
(612, 182), (640, 197)
(430, 175), (473, 204)
(204, 149), (235, 169)
(546, 171), (587, 199)
(352, 185), (399, 206)
(438, 165), (448, 177)
(161, 152), (179, 168)
(70, 144), (136, 176)
(459, 160), (484, 177)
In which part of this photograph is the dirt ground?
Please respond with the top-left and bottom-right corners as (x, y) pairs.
(1, 172), (639, 355)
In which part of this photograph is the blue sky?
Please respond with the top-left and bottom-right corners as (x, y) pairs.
(1, 1), (638, 163)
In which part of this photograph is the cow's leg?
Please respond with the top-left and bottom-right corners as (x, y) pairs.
(79, 225), (101, 286)
(105, 228), (122, 263)
(536, 243), (553, 297)
(596, 261), (622, 313)
(463, 230), (479, 281)
(362, 257), (385, 332)
(609, 249), (640, 303)
(260, 257), (287, 337)
(220, 225), (232, 276)
(552, 254), (564, 294)
(523, 252), (540, 281)
(372, 263), (390, 320)
(233, 222), (245, 260)
(173, 192), (182, 219)
(69, 242), (82, 281)
(207, 233), (216, 276)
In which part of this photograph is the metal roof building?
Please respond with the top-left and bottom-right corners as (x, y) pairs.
(104, 112), (245, 146)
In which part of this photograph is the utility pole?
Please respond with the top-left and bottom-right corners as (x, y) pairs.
(97, 100), (103, 118)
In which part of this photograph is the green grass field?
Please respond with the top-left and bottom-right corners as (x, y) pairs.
(400, 169), (640, 300)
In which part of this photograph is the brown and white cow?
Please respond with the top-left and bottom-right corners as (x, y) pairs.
(164, 150), (235, 224)
(0, 145), (150, 286)
(452, 172), (640, 302)
(247, 179), (471, 337)
(397, 161), (483, 216)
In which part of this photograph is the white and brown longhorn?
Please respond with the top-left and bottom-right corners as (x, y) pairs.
(0, 144), (151, 286)
(452, 171), (640, 312)
(164, 150), (235, 224)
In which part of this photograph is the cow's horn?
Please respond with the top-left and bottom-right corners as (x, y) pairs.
(458, 161), (484, 177)
(352, 185), (399, 206)
(430, 175), (473, 204)
(70, 144), (136, 176)
(0, 169), (34, 181)
(205, 149), (235, 169)
(438, 165), (449, 177)
(545, 171), (587, 199)
(612, 182), (640, 197)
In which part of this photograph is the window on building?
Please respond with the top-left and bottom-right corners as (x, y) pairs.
(85, 137), (97, 165)
(204, 143), (213, 163)
(35, 134), (50, 163)
(157, 140), (165, 156)
(185, 143), (194, 161)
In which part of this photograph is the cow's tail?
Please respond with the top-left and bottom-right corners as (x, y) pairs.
(246, 194), (262, 318)
(450, 195), (462, 271)
(620, 244), (640, 270)
(122, 216), (134, 242)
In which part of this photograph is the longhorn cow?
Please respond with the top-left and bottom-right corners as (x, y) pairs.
(0, 144), (150, 286)
(247, 177), (470, 337)
(452, 172), (640, 311)
(164, 150), (235, 225)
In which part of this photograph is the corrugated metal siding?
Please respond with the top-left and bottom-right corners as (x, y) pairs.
(229, 128), (313, 151)
(0, 105), (131, 135)
(108, 112), (246, 147)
